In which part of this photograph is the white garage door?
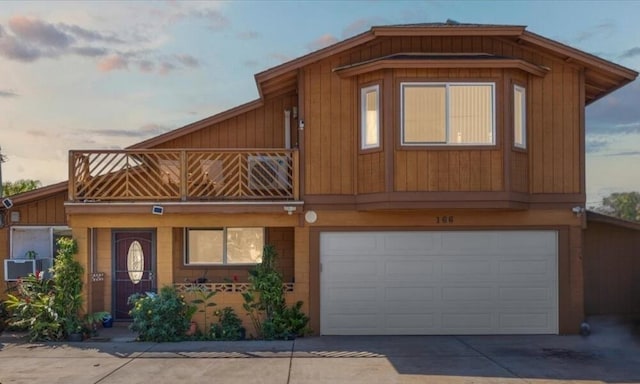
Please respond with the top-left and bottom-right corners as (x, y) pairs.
(320, 231), (558, 335)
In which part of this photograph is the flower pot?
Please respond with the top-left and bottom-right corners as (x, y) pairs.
(102, 315), (113, 328)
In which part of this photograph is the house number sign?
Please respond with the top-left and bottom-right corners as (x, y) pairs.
(435, 216), (454, 224)
(127, 241), (144, 285)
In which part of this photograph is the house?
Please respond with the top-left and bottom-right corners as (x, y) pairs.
(1, 22), (637, 336)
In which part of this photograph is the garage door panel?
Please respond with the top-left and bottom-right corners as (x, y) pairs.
(385, 314), (436, 330)
(325, 286), (378, 302)
(497, 231), (556, 252)
(323, 233), (379, 253)
(442, 260), (492, 275)
(499, 287), (553, 301)
(499, 259), (552, 275)
(320, 231), (558, 335)
(442, 287), (493, 301)
(383, 232), (441, 253)
(442, 313), (493, 330)
(385, 261), (434, 277)
(499, 313), (552, 330)
(441, 232), (495, 252)
(385, 286), (434, 301)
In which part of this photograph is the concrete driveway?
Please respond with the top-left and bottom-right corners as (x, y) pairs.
(1, 317), (639, 384)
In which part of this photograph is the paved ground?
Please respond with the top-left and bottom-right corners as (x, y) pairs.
(1, 317), (639, 384)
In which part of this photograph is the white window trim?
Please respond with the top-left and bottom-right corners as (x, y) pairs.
(514, 84), (527, 149)
(10, 225), (71, 260)
(184, 227), (264, 266)
(361, 84), (380, 150)
(400, 82), (496, 146)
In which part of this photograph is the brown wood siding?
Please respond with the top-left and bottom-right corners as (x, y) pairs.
(529, 62), (581, 194)
(584, 221), (640, 315)
(357, 152), (385, 194)
(511, 151), (529, 193)
(171, 227), (294, 284)
(153, 92), (298, 149)
(303, 59), (355, 195)
(302, 35), (583, 197)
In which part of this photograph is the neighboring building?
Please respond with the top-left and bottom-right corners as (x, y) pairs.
(584, 211), (640, 317)
(2, 23), (637, 335)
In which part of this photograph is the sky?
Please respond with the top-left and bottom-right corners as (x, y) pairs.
(1, 0), (639, 207)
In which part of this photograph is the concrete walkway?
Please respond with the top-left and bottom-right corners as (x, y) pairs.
(1, 317), (639, 383)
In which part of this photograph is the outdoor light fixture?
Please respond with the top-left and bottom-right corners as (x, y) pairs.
(2, 198), (13, 209)
(152, 205), (164, 215)
(571, 206), (585, 216)
(283, 206), (297, 215)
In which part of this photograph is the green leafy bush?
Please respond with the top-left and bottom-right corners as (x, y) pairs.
(243, 245), (310, 339)
(211, 307), (245, 340)
(4, 274), (63, 341)
(4, 237), (84, 341)
(128, 286), (196, 342)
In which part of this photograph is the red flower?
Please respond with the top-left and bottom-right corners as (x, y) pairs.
(233, 275), (238, 282)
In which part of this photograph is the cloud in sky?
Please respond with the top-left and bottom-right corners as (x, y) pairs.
(237, 30), (259, 40)
(606, 150), (640, 157)
(0, 89), (18, 97)
(619, 47), (640, 59)
(342, 17), (388, 38)
(175, 54), (199, 68)
(585, 136), (611, 153)
(0, 15), (201, 75)
(98, 54), (128, 72)
(306, 34), (338, 51)
(574, 21), (615, 43)
(88, 123), (172, 139)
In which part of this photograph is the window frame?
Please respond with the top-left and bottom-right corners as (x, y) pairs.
(184, 227), (264, 266)
(400, 81), (496, 147)
(513, 84), (527, 150)
(360, 83), (381, 151)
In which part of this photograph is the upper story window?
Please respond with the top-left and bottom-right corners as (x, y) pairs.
(361, 84), (380, 150)
(185, 227), (264, 265)
(401, 82), (495, 146)
(513, 85), (526, 149)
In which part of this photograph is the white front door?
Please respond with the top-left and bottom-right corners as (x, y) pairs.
(320, 231), (558, 335)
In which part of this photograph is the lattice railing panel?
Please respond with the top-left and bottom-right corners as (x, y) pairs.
(70, 149), (297, 201)
(174, 282), (295, 294)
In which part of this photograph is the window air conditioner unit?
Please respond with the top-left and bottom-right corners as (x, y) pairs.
(4, 259), (44, 281)
(248, 156), (288, 190)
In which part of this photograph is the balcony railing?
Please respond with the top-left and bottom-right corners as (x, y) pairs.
(68, 149), (299, 202)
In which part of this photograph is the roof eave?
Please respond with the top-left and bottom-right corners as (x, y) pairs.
(5, 181), (68, 205)
(519, 31), (638, 80)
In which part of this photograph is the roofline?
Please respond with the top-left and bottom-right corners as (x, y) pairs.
(372, 25), (527, 37)
(127, 99), (263, 149)
(255, 24), (528, 85)
(5, 181), (68, 206)
(586, 210), (640, 231)
(127, 23), (637, 150)
(520, 31), (638, 80)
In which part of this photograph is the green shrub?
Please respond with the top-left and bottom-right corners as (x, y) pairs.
(211, 307), (245, 340)
(128, 286), (195, 342)
(4, 274), (63, 341)
(243, 245), (310, 339)
(3, 237), (104, 342)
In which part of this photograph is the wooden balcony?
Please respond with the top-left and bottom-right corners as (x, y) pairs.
(68, 149), (299, 202)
